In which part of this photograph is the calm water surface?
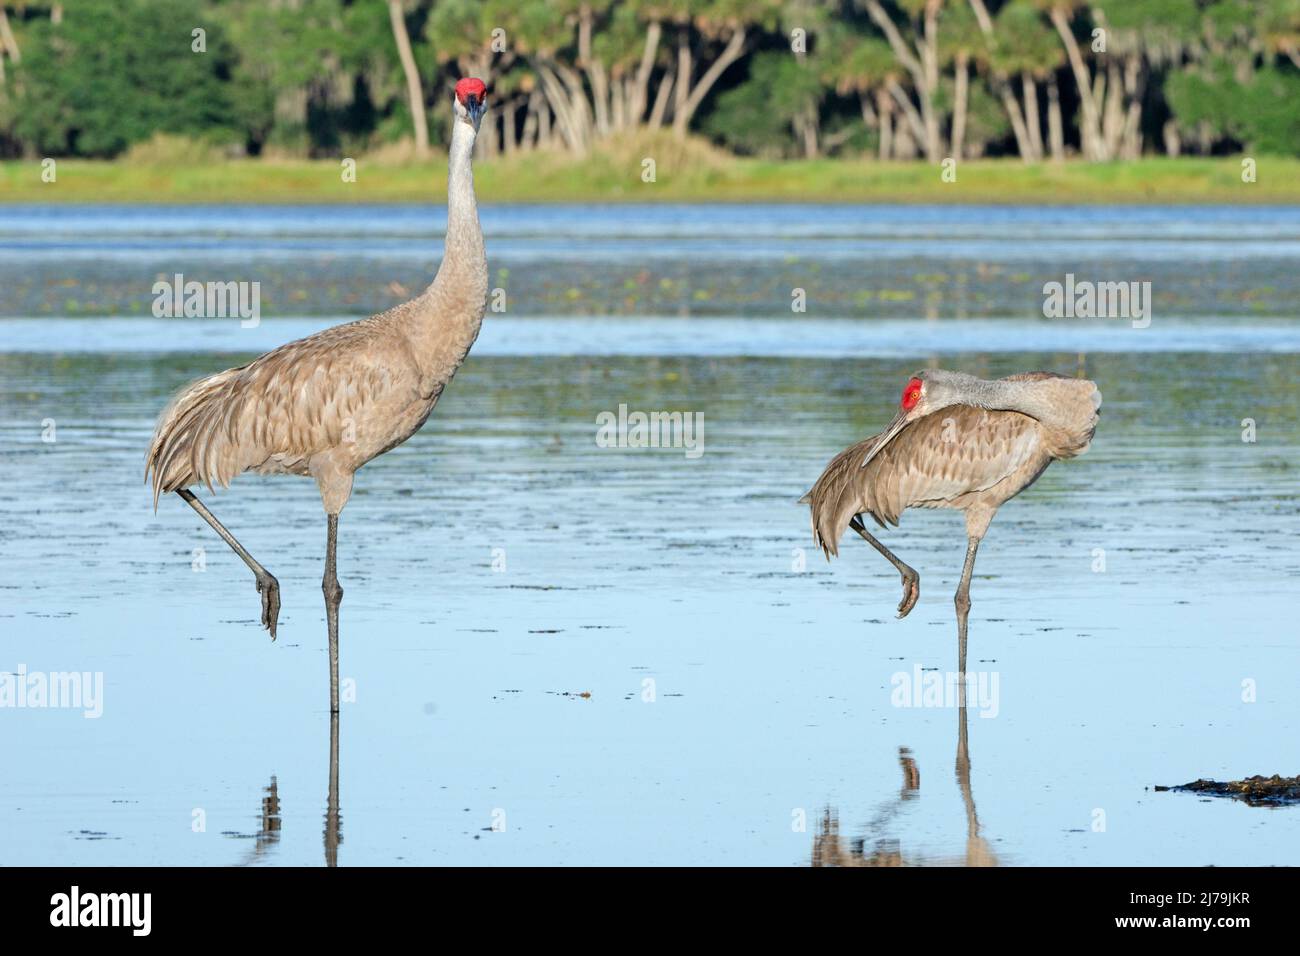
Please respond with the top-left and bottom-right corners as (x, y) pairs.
(3, 203), (1299, 319)
(0, 204), (1297, 865)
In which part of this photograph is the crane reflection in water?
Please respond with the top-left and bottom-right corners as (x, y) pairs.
(228, 715), (342, 867)
(812, 699), (996, 868)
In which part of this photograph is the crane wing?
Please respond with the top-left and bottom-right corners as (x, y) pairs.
(802, 406), (1045, 557)
(146, 318), (419, 507)
(874, 407), (1044, 519)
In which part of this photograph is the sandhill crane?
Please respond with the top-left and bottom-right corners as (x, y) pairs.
(147, 78), (490, 713)
(802, 369), (1101, 674)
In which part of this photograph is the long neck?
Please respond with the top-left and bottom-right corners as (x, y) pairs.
(405, 117), (488, 388)
(432, 118), (485, 290)
(958, 376), (1055, 422)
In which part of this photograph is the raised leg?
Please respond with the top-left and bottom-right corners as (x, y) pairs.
(954, 535), (981, 678)
(849, 516), (921, 618)
(323, 514), (343, 714)
(177, 489), (280, 639)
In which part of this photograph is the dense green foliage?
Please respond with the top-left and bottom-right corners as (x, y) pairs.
(1166, 60), (1300, 156)
(0, 0), (1296, 161)
(7, 0), (237, 156)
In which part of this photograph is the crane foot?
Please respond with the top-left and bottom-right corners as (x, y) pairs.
(256, 572), (281, 641)
(897, 573), (920, 619)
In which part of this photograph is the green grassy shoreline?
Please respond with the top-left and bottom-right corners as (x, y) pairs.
(2, 154), (1297, 204)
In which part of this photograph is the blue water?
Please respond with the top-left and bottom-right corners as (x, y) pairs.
(3, 203), (1299, 320)
(0, 203), (1298, 866)
(3, 315), (1299, 356)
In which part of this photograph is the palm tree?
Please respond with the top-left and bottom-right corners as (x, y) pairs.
(990, 0), (1064, 160)
(387, 0), (429, 157)
(598, 1), (664, 131)
(664, 0), (769, 140)
(1042, 0), (1108, 159)
(498, 1), (598, 154)
(861, 0), (946, 161)
(937, 0), (983, 159)
(825, 24), (903, 159)
(966, 0), (1037, 160)
(1093, 0), (1203, 160)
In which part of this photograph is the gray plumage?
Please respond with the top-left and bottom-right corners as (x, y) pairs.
(145, 79), (490, 714)
(803, 370), (1099, 555)
(802, 368), (1101, 673)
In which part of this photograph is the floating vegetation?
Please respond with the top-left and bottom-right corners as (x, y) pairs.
(1156, 774), (1300, 807)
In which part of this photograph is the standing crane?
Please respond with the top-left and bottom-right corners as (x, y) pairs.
(802, 369), (1101, 674)
(146, 78), (490, 714)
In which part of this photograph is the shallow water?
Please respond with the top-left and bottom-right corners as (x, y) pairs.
(1, 204), (1298, 866)
(3, 203), (1300, 320)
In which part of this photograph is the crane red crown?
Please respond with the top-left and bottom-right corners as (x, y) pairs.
(455, 78), (487, 104)
(901, 377), (923, 411)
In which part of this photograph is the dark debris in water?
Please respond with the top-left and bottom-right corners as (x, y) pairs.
(1156, 774), (1300, 807)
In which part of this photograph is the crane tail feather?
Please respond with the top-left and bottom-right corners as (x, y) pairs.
(146, 368), (243, 510)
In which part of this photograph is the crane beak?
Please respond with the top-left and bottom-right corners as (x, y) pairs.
(466, 93), (486, 123)
(860, 410), (910, 469)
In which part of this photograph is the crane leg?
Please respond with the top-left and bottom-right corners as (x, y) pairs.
(954, 535), (981, 678)
(323, 514), (343, 715)
(849, 516), (920, 618)
(177, 489), (280, 640)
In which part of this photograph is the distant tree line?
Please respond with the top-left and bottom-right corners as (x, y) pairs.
(0, 0), (1297, 161)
